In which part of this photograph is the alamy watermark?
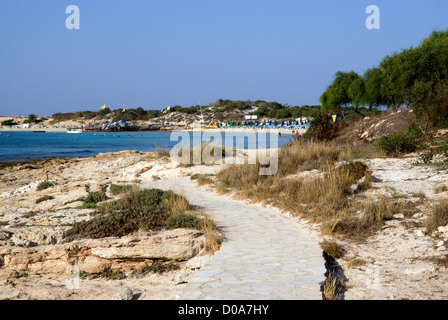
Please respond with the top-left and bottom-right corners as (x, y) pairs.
(66, 5), (80, 30)
(65, 265), (81, 290)
(366, 5), (380, 30)
(169, 130), (279, 175)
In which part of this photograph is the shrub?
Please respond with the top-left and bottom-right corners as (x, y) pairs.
(434, 184), (448, 194)
(1, 119), (17, 126)
(84, 192), (108, 204)
(132, 261), (179, 277)
(80, 267), (126, 280)
(426, 199), (448, 234)
(76, 192), (108, 208)
(109, 184), (138, 195)
(64, 188), (192, 240)
(375, 132), (417, 156)
(191, 174), (214, 185)
(35, 195), (54, 204)
(331, 196), (401, 237)
(320, 239), (344, 259)
(304, 112), (347, 141)
(166, 214), (201, 229)
(36, 181), (54, 191)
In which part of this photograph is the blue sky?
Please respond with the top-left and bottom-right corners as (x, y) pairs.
(0, 0), (447, 116)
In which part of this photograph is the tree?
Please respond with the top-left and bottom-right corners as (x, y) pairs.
(1, 119), (17, 126)
(319, 71), (360, 111)
(363, 67), (385, 109)
(27, 114), (37, 123)
(347, 76), (366, 112)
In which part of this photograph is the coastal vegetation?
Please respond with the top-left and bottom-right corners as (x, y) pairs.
(63, 188), (221, 252)
(109, 183), (139, 195)
(36, 181), (54, 191)
(35, 195), (54, 204)
(319, 29), (448, 128)
(216, 137), (406, 238)
(1, 119), (18, 126)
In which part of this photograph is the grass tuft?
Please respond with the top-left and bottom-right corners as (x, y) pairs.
(35, 195), (54, 204)
(425, 199), (448, 234)
(37, 181), (54, 191)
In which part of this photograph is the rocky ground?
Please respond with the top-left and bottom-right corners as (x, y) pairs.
(336, 156), (448, 300)
(1, 146), (448, 300)
(0, 150), (224, 300)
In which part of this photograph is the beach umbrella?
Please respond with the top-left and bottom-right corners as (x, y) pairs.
(100, 105), (106, 109)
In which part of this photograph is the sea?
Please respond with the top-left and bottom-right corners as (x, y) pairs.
(0, 130), (294, 163)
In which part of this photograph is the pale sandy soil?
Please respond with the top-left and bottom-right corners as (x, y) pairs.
(336, 156), (448, 300)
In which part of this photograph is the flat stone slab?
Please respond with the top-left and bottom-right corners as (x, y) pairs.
(144, 177), (326, 300)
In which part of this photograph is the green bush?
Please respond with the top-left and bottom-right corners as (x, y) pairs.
(74, 192), (108, 208)
(36, 195), (54, 204)
(109, 184), (138, 195)
(36, 181), (54, 191)
(1, 119), (17, 126)
(132, 261), (180, 276)
(84, 192), (107, 204)
(63, 188), (193, 240)
(426, 199), (448, 234)
(375, 132), (417, 156)
(166, 214), (201, 229)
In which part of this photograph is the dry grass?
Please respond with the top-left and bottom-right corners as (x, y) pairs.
(320, 239), (344, 259)
(425, 199), (448, 234)
(177, 142), (227, 167)
(330, 196), (402, 237)
(191, 173), (215, 186)
(434, 184), (448, 194)
(155, 146), (170, 159)
(199, 213), (223, 253)
(216, 138), (400, 238)
(322, 272), (346, 300)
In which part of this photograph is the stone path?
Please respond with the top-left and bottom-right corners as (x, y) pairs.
(144, 177), (326, 300)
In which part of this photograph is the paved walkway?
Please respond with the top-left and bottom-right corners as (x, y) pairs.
(144, 177), (326, 300)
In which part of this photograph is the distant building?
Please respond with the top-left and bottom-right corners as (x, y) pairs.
(22, 123), (30, 128)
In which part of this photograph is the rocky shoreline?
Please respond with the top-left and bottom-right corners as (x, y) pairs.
(0, 150), (223, 300)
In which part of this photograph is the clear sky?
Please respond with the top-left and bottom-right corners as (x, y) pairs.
(0, 0), (447, 116)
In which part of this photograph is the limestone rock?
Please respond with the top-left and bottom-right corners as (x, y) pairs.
(135, 166), (152, 175)
(0, 287), (22, 300)
(172, 270), (193, 285)
(393, 213), (405, 219)
(90, 229), (204, 261)
(185, 255), (211, 270)
(0, 229), (205, 275)
(112, 287), (133, 300)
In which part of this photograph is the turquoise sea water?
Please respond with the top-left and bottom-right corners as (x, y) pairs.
(0, 131), (294, 163)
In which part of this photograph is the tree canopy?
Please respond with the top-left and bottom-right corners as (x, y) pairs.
(319, 29), (448, 127)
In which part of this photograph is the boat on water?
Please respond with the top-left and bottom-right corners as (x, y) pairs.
(67, 129), (83, 134)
